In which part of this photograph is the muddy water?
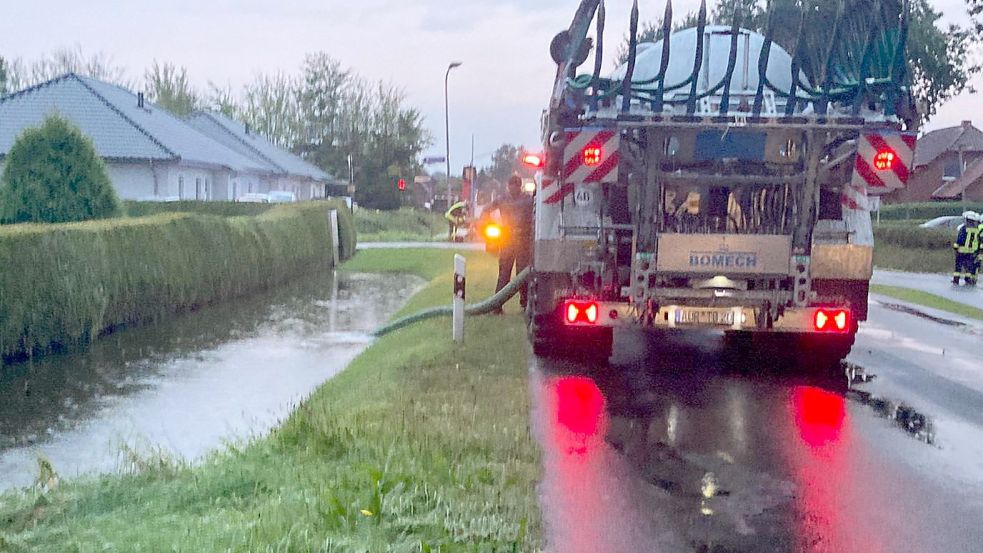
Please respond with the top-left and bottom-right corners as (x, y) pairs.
(0, 271), (422, 491)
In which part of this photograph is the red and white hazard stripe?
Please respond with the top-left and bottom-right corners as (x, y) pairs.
(851, 131), (917, 196)
(545, 129), (620, 205)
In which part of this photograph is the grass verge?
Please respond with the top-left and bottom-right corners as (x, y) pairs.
(0, 248), (540, 552)
(871, 284), (983, 322)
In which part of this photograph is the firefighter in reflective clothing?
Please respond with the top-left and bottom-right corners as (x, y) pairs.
(444, 201), (468, 242)
(488, 176), (534, 313)
(953, 211), (981, 286)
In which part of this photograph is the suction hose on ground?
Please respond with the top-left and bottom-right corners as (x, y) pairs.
(372, 268), (532, 337)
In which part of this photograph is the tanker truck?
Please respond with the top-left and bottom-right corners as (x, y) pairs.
(526, 0), (918, 372)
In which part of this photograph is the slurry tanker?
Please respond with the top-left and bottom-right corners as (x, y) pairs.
(525, 0), (918, 371)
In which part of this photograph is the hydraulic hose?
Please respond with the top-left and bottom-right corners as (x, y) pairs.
(372, 268), (532, 337)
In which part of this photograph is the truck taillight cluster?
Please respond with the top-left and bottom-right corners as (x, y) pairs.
(565, 301), (599, 325)
(814, 309), (851, 333)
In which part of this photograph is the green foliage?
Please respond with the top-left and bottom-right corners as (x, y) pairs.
(144, 61), (200, 116)
(355, 207), (444, 242)
(873, 226), (954, 273)
(123, 200), (275, 218)
(0, 115), (122, 224)
(871, 285), (983, 321)
(0, 250), (541, 551)
(878, 201), (983, 221)
(0, 202), (354, 362)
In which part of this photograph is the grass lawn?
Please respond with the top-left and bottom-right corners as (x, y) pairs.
(870, 284), (983, 322)
(0, 249), (540, 552)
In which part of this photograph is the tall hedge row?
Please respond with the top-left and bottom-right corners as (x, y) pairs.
(123, 200), (275, 219)
(0, 201), (355, 362)
(873, 226), (953, 249)
(879, 202), (983, 222)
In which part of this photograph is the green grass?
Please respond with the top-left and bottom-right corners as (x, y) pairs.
(871, 284), (983, 321)
(0, 248), (541, 552)
(878, 201), (983, 222)
(355, 208), (446, 242)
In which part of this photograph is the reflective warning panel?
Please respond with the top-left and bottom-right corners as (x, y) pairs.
(851, 131), (917, 196)
(545, 128), (620, 205)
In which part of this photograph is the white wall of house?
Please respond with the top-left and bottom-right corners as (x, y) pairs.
(164, 165), (221, 201)
(106, 163), (158, 200)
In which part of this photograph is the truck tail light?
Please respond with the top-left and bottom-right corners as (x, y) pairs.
(583, 146), (602, 167)
(814, 309), (850, 333)
(565, 301), (599, 325)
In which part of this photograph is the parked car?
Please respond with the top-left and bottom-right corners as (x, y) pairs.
(236, 193), (270, 203)
(267, 191), (298, 203)
(919, 216), (964, 230)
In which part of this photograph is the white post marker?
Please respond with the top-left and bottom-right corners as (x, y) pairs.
(328, 209), (341, 267)
(453, 254), (466, 343)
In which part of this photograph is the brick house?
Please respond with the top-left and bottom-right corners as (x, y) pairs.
(884, 120), (983, 203)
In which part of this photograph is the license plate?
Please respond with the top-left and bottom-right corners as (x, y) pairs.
(674, 308), (735, 327)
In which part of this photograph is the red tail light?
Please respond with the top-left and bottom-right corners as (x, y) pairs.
(873, 150), (896, 171)
(582, 146), (602, 167)
(814, 309), (850, 333)
(565, 301), (599, 325)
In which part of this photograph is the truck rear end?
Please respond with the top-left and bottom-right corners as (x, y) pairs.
(528, 0), (918, 371)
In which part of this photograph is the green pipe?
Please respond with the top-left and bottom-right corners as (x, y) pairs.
(372, 268), (532, 338)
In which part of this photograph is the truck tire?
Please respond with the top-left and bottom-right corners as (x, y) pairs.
(527, 272), (613, 362)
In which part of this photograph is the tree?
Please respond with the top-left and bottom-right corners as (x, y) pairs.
(0, 115), (121, 224)
(144, 61), (200, 116)
(240, 72), (301, 148)
(25, 47), (130, 88)
(485, 144), (522, 183)
(0, 57), (11, 96)
(615, 12), (701, 65)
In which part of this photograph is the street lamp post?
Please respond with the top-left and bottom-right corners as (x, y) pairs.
(445, 61), (462, 211)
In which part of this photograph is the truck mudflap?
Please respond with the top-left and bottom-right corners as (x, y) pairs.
(560, 300), (853, 335)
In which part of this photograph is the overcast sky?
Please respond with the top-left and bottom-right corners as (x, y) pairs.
(2, 0), (979, 174)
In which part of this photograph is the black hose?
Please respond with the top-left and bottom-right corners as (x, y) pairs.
(372, 269), (532, 337)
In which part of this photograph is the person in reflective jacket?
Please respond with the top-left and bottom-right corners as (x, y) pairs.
(487, 176), (534, 313)
(953, 211), (981, 286)
(444, 201), (468, 242)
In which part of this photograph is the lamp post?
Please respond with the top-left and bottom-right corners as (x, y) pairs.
(445, 61), (462, 211)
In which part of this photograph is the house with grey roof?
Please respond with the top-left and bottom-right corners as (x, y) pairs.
(187, 110), (342, 201)
(0, 73), (339, 202)
(885, 120), (983, 203)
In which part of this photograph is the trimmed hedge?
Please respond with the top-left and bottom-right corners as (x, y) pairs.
(124, 200), (275, 219)
(874, 226), (953, 250)
(879, 202), (983, 222)
(0, 201), (355, 362)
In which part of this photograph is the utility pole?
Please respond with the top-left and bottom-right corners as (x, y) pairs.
(445, 61), (462, 211)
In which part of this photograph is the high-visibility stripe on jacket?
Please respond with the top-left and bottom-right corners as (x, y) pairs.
(954, 225), (981, 254)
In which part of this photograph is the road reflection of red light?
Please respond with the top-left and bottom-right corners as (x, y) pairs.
(539, 375), (614, 551)
(556, 376), (606, 438)
(793, 386), (846, 448)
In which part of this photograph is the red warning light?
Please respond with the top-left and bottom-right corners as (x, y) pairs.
(583, 146), (602, 167)
(522, 153), (545, 169)
(397, 178), (406, 191)
(873, 150), (896, 171)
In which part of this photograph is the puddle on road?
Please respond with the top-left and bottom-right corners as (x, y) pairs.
(0, 271), (423, 491)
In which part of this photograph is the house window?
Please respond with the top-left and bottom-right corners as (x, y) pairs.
(178, 176), (184, 199)
(944, 157), (964, 179)
(196, 177), (202, 200)
(204, 178), (210, 200)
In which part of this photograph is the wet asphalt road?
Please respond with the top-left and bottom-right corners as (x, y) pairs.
(530, 298), (983, 552)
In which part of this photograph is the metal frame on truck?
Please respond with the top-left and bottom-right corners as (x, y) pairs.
(527, 0), (918, 370)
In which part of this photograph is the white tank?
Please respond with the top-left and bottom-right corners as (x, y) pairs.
(609, 26), (808, 103)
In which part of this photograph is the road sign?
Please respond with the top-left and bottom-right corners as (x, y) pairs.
(423, 156), (447, 165)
